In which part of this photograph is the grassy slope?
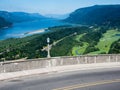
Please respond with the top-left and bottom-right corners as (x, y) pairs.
(72, 29), (120, 55)
(89, 30), (120, 54)
(72, 34), (88, 55)
(72, 42), (88, 55)
(109, 39), (120, 53)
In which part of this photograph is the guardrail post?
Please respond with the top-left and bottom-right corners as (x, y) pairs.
(46, 60), (51, 68)
(51, 59), (57, 67)
(85, 57), (87, 64)
(108, 56), (111, 62)
(77, 57), (80, 64)
(3, 62), (6, 73)
(94, 56), (97, 63)
(60, 59), (63, 66)
(116, 56), (118, 62)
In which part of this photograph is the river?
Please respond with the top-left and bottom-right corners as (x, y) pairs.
(0, 18), (68, 40)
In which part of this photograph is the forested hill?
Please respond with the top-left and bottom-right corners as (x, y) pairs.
(0, 11), (46, 30)
(64, 5), (120, 27)
(0, 11), (46, 23)
(0, 17), (12, 29)
(0, 25), (120, 61)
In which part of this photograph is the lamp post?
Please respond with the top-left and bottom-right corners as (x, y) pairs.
(47, 37), (51, 58)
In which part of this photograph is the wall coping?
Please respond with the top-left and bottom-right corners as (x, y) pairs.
(1, 54), (120, 64)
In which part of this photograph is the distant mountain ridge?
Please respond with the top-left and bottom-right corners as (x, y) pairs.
(45, 14), (69, 19)
(0, 11), (46, 23)
(64, 5), (120, 26)
(0, 16), (12, 29)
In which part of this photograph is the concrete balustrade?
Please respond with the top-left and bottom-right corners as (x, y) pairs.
(0, 54), (120, 73)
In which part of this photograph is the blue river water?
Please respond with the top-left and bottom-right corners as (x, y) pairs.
(0, 19), (68, 40)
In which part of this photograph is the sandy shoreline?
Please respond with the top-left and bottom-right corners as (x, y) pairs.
(24, 28), (48, 35)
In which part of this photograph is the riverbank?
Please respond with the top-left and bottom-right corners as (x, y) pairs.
(23, 28), (48, 36)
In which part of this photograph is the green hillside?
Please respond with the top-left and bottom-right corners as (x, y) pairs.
(65, 5), (120, 27)
(0, 25), (120, 61)
(109, 37), (120, 54)
(96, 30), (120, 53)
(0, 26), (91, 61)
(51, 26), (120, 56)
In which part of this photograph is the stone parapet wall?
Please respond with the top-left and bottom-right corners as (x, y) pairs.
(0, 54), (120, 73)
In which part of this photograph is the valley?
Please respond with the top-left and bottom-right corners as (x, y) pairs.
(0, 5), (120, 61)
(0, 25), (120, 61)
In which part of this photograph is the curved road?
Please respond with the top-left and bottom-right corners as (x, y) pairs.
(0, 67), (120, 90)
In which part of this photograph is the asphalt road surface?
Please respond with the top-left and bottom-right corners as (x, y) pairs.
(0, 67), (120, 90)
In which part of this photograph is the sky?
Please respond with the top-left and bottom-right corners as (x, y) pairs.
(0, 0), (120, 15)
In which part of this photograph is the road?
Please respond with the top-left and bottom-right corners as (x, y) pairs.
(41, 33), (76, 51)
(0, 67), (120, 90)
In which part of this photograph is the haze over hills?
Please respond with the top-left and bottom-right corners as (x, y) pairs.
(0, 11), (46, 23)
(65, 5), (120, 27)
(0, 10), (69, 40)
(45, 14), (69, 19)
(0, 11), (48, 29)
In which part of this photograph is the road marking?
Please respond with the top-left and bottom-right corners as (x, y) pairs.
(53, 79), (120, 90)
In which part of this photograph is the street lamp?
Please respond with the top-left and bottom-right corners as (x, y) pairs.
(47, 37), (51, 58)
